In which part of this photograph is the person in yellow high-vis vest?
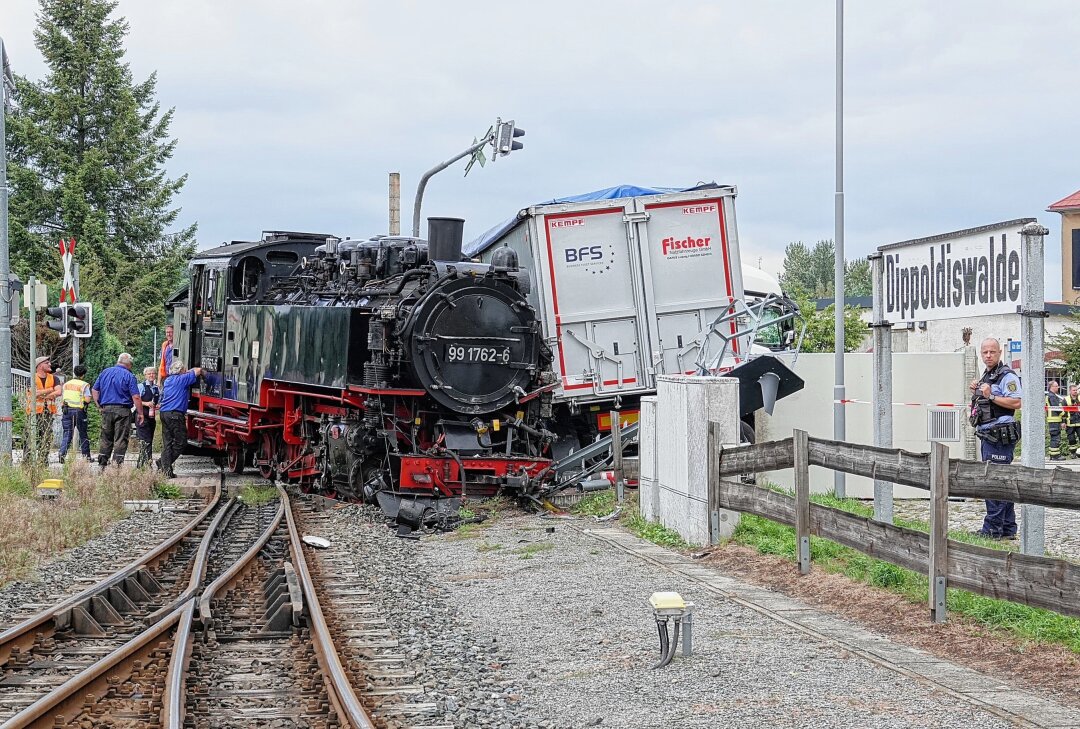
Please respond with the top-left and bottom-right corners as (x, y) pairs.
(24, 356), (60, 467)
(1046, 380), (1066, 461)
(58, 364), (93, 463)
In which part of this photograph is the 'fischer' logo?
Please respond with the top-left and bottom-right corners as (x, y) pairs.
(682, 204), (716, 215)
(661, 235), (712, 257)
(550, 218), (584, 229)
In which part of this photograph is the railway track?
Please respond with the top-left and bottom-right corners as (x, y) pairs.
(0, 481), (222, 723)
(0, 487), (382, 729)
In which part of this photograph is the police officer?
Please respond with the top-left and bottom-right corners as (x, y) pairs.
(1046, 380), (1067, 461)
(58, 364), (93, 463)
(91, 353), (144, 467)
(1067, 385), (1080, 458)
(968, 338), (1022, 540)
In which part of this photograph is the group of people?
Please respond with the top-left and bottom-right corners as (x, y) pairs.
(22, 325), (203, 478)
(1044, 380), (1080, 461)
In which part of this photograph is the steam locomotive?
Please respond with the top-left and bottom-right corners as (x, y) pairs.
(169, 219), (557, 514)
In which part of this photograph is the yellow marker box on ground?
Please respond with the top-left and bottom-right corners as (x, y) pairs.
(649, 592), (686, 611)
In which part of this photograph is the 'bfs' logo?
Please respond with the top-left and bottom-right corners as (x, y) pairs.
(565, 245), (602, 263)
(563, 243), (615, 275)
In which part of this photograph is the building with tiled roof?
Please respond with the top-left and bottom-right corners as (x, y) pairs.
(1048, 188), (1080, 303)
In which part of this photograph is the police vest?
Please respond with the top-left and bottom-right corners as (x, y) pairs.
(1047, 393), (1065, 424)
(25, 374), (57, 415)
(62, 378), (89, 409)
(974, 363), (1018, 422)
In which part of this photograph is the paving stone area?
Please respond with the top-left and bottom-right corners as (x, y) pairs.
(420, 515), (1080, 728)
(892, 498), (1080, 560)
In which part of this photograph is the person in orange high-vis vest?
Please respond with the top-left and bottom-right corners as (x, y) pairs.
(25, 356), (60, 467)
(158, 324), (174, 382)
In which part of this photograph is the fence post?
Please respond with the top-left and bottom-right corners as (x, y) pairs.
(929, 441), (949, 623)
(610, 410), (624, 503)
(794, 429), (811, 575)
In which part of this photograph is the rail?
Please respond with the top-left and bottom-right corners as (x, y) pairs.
(709, 426), (1080, 622)
(0, 480), (221, 664)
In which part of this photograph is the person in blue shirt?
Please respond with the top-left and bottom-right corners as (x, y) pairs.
(968, 338), (1022, 540)
(91, 353), (144, 467)
(158, 359), (202, 478)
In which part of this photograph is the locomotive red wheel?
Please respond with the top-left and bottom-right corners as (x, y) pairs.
(226, 446), (245, 474)
(256, 434), (275, 480)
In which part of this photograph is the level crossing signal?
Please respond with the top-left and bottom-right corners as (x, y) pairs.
(45, 304), (68, 336)
(494, 119), (525, 156)
(68, 302), (92, 338)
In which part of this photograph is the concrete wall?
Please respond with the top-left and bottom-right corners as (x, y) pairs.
(757, 352), (970, 498)
(647, 375), (740, 546)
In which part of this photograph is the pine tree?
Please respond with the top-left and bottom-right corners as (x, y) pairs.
(5, 0), (195, 346)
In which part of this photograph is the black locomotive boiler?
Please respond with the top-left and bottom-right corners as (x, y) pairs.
(170, 218), (557, 513)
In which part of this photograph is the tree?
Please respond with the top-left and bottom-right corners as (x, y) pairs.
(5, 0), (195, 348)
(1050, 320), (1080, 380)
(779, 240), (872, 299)
(794, 295), (867, 353)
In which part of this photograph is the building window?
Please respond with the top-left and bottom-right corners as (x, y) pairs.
(1073, 229), (1080, 289)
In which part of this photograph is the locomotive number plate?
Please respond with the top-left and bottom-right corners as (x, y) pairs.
(446, 344), (511, 365)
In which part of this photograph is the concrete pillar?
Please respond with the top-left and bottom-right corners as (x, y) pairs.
(638, 396), (659, 521)
(654, 375), (741, 545)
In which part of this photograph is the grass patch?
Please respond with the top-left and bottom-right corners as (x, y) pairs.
(0, 461), (159, 585)
(572, 489), (689, 549)
(152, 482), (182, 500)
(732, 487), (1080, 654)
(238, 483), (278, 505)
(447, 522), (484, 540)
(511, 541), (554, 559)
(476, 541), (502, 553)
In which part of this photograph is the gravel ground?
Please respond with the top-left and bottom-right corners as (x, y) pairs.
(0, 507), (192, 629)
(417, 514), (1018, 729)
(892, 498), (1080, 559)
(300, 501), (542, 729)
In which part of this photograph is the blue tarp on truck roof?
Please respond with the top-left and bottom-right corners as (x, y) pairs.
(462, 182), (723, 258)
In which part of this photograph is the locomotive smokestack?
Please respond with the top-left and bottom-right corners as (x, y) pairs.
(427, 217), (465, 262)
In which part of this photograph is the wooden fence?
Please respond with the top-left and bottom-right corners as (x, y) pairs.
(708, 425), (1080, 622)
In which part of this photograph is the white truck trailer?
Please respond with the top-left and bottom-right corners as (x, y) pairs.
(465, 184), (800, 447)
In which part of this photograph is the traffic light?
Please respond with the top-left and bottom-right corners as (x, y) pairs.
(69, 302), (92, 338)
(45, 304), (68, 337)
(494, 119), (525, 157)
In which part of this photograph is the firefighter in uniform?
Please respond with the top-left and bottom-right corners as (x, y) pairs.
(1046, 380), (1066, 461)
(968, 338), (1022, 540)
(58, 364), (93, 463)
(24, 356), (60, 467)
(1068, 385), (1080, 457)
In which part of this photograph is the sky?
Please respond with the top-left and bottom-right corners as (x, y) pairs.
(4, 1), (1080, 299)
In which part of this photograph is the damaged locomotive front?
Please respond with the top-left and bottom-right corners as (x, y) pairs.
(172, 218), (558, 517)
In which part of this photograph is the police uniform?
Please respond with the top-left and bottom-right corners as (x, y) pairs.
(1046, 389), (1067, 461)
(136, 380), (161, 469)
(58, 375), (92, 462)
(969, 361), (1021, 538)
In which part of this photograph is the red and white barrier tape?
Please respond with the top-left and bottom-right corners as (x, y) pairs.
(834, 398), (1080, 412)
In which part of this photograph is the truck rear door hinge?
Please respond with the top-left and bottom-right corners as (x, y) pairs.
(622, 211), (650, 224)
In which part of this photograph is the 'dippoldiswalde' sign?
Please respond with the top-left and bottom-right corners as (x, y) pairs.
(878, 218), (1035, 324)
